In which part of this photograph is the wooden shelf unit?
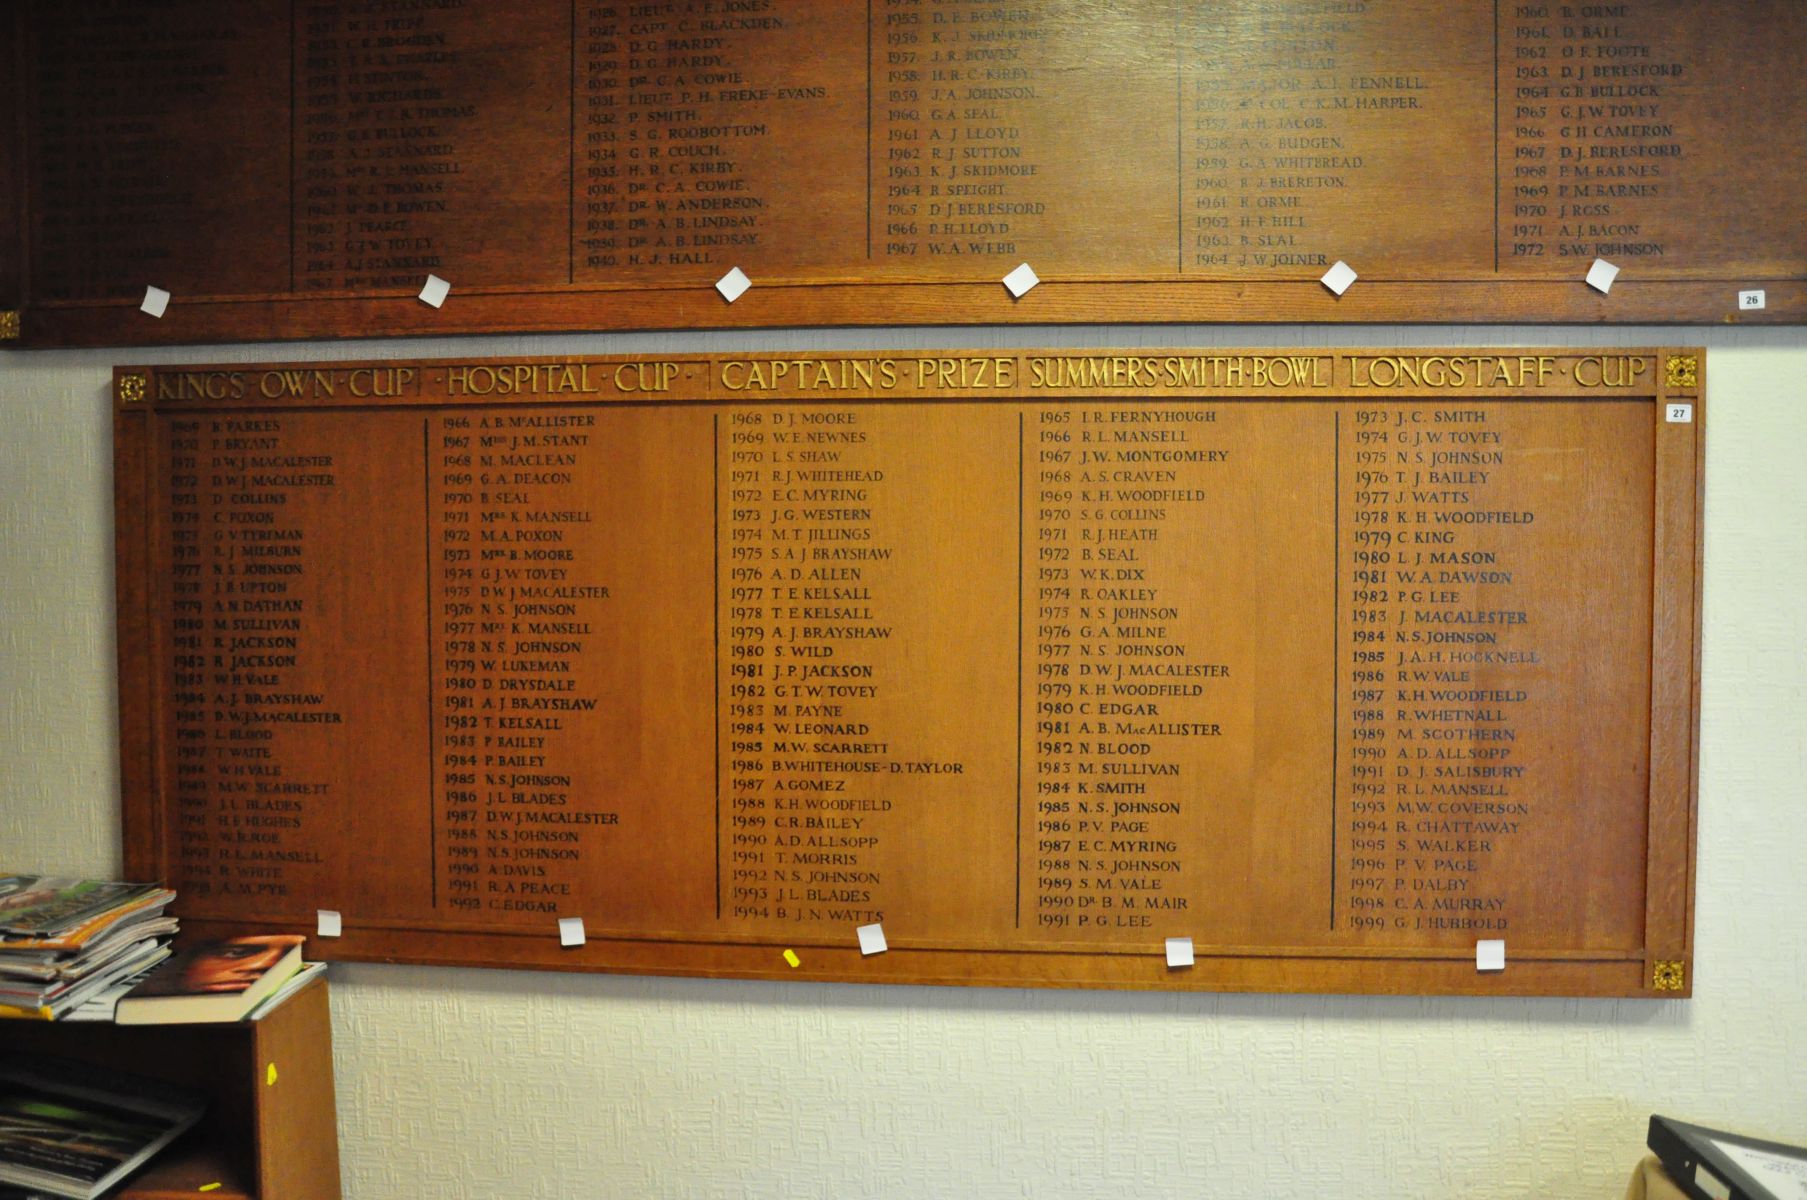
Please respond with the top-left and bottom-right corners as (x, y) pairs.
(0, 976), (341, 1200)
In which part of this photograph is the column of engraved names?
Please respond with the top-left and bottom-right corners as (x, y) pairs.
(29, 6), (286, 299)
(719, 406), (892, 929)
(872, 0), (1046, 263)
(576, 2), (828, 277)
(1182, 5), (1378, 273)
(1341, 395), (1531, 935)
(432, 401), (614, 920)
(296, 2), (466, 289)
(30, 8), (190, 298)
(1027, 403), (1225, 935)
(1182, 3), (1492, 276)
(1500, 3), (1679, 269)
(194, 414), (338, 902)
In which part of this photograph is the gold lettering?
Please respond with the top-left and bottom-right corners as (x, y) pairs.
(1164, 357), (1204, 389)
(1573, 355), (1647, 389)
(258, 370), (307, 399)
(613, 361), (678, 394)
(167, 371), (244, 401)
(351, 367), (412, 397)
(1346, 355), (1559, 390)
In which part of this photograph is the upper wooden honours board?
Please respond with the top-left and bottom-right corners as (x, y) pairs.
(115, 347), (1703, 996)
(3, 4), (1803, 347)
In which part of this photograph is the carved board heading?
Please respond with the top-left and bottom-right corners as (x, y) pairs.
(7, 1), (1805, 346)
(114, 348), (1702, 995)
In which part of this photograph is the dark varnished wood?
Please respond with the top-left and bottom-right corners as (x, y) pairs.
(4, 2), (1803, 346)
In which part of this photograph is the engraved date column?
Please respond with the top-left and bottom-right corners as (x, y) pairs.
(432, 415), (484, 913)
(163, 421), (215, 897)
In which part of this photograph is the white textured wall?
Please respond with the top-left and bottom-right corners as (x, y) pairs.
(3, 324), (1802, 1199)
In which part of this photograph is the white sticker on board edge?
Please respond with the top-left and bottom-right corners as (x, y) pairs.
(715, 267), (752, 303)
(1320, 260), (1357, 296)
(1002, 262), (1040, 297)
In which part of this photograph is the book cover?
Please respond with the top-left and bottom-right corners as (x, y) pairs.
(0, 1055), (204, 1200)
(115, 936), (304, 1025)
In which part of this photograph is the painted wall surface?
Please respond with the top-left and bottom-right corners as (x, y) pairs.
(3, 325), (1802, 1199)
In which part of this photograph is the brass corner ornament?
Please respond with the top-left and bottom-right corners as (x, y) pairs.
(1664, 355), (1698, 391)
(0, 310), (19, 341)
(117, 373), (148, 403)
(1652, 960), (1685, 991)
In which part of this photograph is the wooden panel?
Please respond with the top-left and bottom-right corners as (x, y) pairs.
(0, 978), (339, 1199)
(252, 979), (342, 1200)
(0, 6), (21, 323)
(111, 347), (1702, 997)
(5, 2), (1803, 346)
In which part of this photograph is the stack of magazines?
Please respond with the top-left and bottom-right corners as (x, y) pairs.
(0, 1054), (205, 1200)
(0, 877), (177, 1022)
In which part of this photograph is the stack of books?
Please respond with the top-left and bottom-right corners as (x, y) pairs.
(114, 935), (312, 1025)
(0, 877), (177, 1022)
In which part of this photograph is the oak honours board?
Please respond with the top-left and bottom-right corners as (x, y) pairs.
(5, 1), (1804, 346)
(115, 348), (1702, 996)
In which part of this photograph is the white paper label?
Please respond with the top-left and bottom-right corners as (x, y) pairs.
(418, 274), (450, 308)
(857, 923), (887, 956)
(1320, 260), (1357, 296)
(1002, 262), (1040, 297)
(1165, 937), (1195, 968)
(558, 917), (586, 947)
(1711, 1138), (1807, 1198)
(1666, 403), (1694, 424)
(140, 286), (171, 318)
(1586, 258), (1620, 293)
(1695, 1162), (1733, 1200)
(1475, 940), (1506, 971)
(315, 909), (342, 938)
(1739, 289), (1767, 310)
(715, 267), (751, 303)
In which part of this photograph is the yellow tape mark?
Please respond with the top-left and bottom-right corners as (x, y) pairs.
(783, 949), (800, 968)
(266, 1062), (278, 1086)
(200, 1184), (222, 1193)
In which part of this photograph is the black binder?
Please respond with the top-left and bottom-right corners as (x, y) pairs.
(1649, 1115), (1807, 1200)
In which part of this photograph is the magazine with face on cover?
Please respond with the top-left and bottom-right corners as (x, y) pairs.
(115, 935), (304, 1025)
